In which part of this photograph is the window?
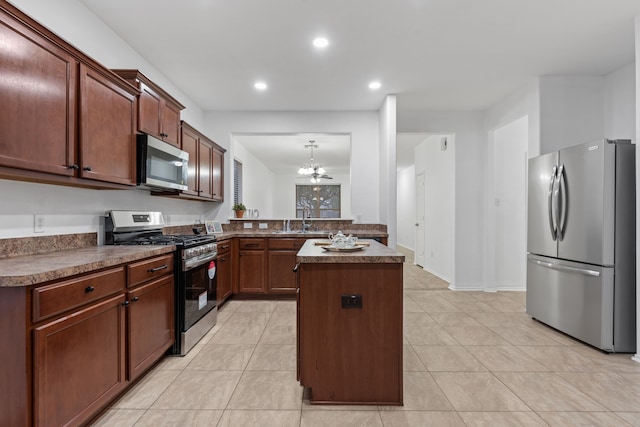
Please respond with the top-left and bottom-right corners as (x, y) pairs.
(233, 159), (243, 205)
(296, 184), (341, 218)
(233, 159), (243, 204)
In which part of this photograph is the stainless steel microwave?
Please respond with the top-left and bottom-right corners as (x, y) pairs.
(137, 134), (189, 191)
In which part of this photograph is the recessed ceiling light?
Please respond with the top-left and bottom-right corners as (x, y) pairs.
(254, 81), (267, 91)
(368, 81), (381, 90)
(313, 37), (329, 48)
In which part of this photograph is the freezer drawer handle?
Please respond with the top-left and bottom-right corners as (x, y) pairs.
(530, 259), (600, 277)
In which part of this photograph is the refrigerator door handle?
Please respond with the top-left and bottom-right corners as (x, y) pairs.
(558, 164), (568, 240)
(548, 165), (558, 240)
(529, 259), (600, 277)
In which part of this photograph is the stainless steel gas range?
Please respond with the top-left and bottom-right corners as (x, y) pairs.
(105, 210), (217, 355)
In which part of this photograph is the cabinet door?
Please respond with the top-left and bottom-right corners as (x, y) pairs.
(137, 81), (163, 139)
(181, 125), (199, 195)
(161, 102), (181, 147)
(268, 251), (298, 293)
(127, 275), (174, 381)
(238, 251), (266, 293)
(33, 294), (126, 427)
(78, 64), (136, 185)
(0, 12), (77, 176)
(217, 248), (233, 303)
(198, 139), (214, 199)
(212, 147), (224, 201)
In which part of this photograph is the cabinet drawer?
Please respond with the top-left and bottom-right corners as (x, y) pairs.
(217, 240), (232, 255)
(239, 238), (265, 250)
(33, 267), (125, 322)
(128, 254), (174, 288)
(269, 238), (306, 250)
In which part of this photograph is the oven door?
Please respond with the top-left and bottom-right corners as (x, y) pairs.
(182, 254), (217, 331)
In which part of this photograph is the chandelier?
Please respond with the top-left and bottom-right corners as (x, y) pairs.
(297, 141), (326, 182)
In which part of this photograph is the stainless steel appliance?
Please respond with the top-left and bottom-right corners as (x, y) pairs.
(105, 210), (217, 355)
(137, 134), (189, 191)
(526, 139), (636, 352)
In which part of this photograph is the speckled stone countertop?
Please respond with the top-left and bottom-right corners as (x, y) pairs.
(214, 230), (387, 241)
(0, 245), (175, 288)
(296, 239), (404, 264)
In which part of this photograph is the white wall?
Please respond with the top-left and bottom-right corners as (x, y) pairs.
(379, 96), (398, 248)
(539, 76), (605, 153)
(396, 165), (416, 250)
(488, 117), (528, 291)
(605, 63), (636, 141)
(272, 173), (351, 219)
(0, 179), (216, 242)
(232, 140), (275, 217)
(414, 135), (454, 282)
(203, 111), (380, 224)
(397, 111), (484, 290)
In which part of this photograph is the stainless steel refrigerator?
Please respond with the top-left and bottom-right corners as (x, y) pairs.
(526, 139), (636, 352)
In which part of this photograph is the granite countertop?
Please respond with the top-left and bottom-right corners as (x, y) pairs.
(216, 230), (388, 240)
(0, 245), (175, 288)
(296, 239), (405, 264)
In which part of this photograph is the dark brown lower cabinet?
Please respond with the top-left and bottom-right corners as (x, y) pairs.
(267, 238), (305, 294)
(216, 240), (233, 304)
(33, 294), (126, 427)
(0, 253), (175, 427)
(127, 275), (174, 381)
(297, 262), (403, 405)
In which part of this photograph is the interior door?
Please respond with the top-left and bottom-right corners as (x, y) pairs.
(527, 151), (558, 258)
(415, 173), (426, 267)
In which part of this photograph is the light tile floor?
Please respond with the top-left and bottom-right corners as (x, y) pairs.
(92, 249), (640, 426)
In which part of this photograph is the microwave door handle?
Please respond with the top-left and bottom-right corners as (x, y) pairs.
(548, 165), (557, 240)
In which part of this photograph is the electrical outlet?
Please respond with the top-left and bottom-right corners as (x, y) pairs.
(341, 294), (363, 309)
(259, 223), (268, 229)
(243, 222), (253, 229)
(34, 214), (45, 233)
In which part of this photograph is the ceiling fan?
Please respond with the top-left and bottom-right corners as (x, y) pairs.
(297, 141), (333, 183)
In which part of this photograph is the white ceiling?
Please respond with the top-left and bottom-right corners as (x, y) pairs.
(77, 0), (640, 170)
(79, 0), (640, 112)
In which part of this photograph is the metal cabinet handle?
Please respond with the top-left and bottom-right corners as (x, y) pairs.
(122, 300), (130, 306)
(132, 296), (139, 302)
(147, 264), (168, 273)
(68, 164), (79, 170)
(83, 166), (92, 172)
(84, 286), (95, 293)
(293, 263), (300, 273)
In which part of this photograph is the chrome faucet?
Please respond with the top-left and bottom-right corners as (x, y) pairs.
(302, 208), (312, 233)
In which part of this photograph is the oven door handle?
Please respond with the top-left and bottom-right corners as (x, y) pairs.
(183, 252), (217, 271)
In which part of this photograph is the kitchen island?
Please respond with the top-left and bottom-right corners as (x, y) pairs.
(296, 239), (404, 405)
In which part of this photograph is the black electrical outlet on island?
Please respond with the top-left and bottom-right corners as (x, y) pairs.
(341, 294), (363, 309)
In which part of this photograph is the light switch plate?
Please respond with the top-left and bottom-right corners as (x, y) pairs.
(34, 214), (45, 233)
(259, 223), (268, 229)
(243, 222), (253, 229)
